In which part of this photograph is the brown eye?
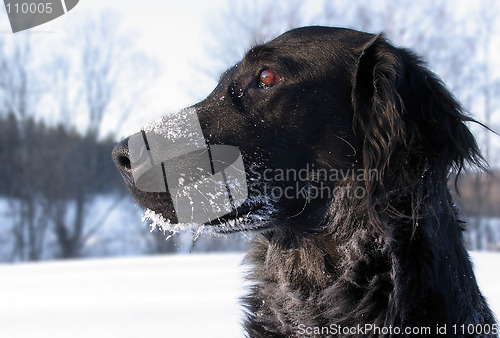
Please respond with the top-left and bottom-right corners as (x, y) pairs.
(259, 69), (281, 88)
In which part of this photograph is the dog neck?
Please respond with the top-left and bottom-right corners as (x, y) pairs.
(242, 184), (494, 336)
(243, 189), (393, 335)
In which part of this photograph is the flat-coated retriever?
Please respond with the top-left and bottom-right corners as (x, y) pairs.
(112, 26), (497, 337)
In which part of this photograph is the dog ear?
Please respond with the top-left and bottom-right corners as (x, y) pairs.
(351, 34), (484, 231)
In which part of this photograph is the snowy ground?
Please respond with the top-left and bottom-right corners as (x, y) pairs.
(0, 252), (498, 338)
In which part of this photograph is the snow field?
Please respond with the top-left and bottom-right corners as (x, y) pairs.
(0, 252), (498, 338)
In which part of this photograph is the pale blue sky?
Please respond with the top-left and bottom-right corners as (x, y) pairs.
(0, 0), (499, 154)
(0, 0), (226, 137)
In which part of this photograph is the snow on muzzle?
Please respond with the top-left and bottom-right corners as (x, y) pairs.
(127, 108), (248, 224)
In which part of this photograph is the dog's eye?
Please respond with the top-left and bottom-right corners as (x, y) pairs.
(259, 69), (281, 88)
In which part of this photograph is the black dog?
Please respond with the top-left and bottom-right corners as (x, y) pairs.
(113, 27), (497, 337)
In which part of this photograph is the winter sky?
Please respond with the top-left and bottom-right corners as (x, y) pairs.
(0, 0), (226, 137)
(0, 0), (498, 145)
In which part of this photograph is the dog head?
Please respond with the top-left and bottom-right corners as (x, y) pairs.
(112, 26), (482, 236)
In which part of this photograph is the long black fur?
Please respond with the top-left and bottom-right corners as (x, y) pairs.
(113, 27), (497, 337)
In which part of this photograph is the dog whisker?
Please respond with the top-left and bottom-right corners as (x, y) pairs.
(335, 135), (357, 157)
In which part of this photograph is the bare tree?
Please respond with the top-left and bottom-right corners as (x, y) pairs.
(473, 0), (500, 164)
(202, 0), (305, 78)
(0, 35), (52, 261)
(47, 13), (156, 258)
(0, 12), (157, 261)
(461, 1), (500, 250)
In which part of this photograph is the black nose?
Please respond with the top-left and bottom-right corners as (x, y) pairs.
(111, 137), (134, 186)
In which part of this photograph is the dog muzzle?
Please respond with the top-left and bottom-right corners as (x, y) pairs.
(127, 108), (248, 224)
